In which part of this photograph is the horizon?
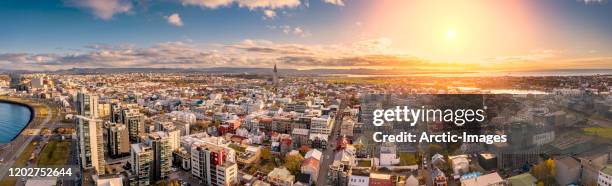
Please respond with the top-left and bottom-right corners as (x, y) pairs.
(1, 0), (611, 73)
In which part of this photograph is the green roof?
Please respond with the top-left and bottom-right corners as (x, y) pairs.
(602, 164), (612, 175)
(507, 173), (537, 186)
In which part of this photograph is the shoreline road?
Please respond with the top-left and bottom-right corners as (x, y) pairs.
(0, 98), (55, 182)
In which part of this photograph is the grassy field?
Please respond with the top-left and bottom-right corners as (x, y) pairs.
(357, 159), (372, 167)
(583, 127), (612, 139)
(228, 143), (246, 152)
(14, 142), (37, 168)
(37, 140), (71, 166)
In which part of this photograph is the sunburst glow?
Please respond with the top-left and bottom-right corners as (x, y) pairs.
(445, 29), (457, 40)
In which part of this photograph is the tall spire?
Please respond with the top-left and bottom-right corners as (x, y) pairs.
(272, 63), (279, 86)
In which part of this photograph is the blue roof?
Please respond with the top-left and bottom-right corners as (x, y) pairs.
(460, 172), (482, 180)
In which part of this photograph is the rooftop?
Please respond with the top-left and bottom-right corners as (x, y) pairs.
(370, 173), (391, 180)
(507, 173), (537, 186)
(479, 153), (496, 160)
(268, 167), (294, 181)
(602, 164), (612, 175)
(556, 156), (579, 168)
(460, 172), (504, 186)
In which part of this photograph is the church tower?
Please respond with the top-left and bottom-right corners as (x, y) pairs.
(272, 63), (279, 86)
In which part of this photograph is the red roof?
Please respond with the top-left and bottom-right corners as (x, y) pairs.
(301, 157), (320, 169)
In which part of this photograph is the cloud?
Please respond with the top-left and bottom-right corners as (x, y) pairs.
(263, 10), (276, 19)
(180, 0), (233, 8)
(292, 27), (306, 36)
(268, 25), (311, 37)
(180, 0), (299, 19)
(64, 0), (132, 20)
(578, 0), (606, 4)
(478, 49), (612, 71)
(84, 43), (135, 50)
(236, 0), (301, 9)
(488, 49), (563, 62)
(166, 13), (184, 27)
(1, 39), (607, 71)
(180, 0), (300, 9)
(322, 0), (345, 6)
(277, 55), (426, 67)
(0, 38), (412, 70)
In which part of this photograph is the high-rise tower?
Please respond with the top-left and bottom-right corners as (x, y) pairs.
(76, 91), (99, 118)
(75, 115), (105, 175)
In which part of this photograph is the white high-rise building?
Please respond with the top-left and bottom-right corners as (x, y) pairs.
(76, 91), (99, 118)
(144, 132), (172, 182)
(130, 143), (153, 185)
(310, 116), (332, 135)
(191, 142), (238, 186)
(75, 115), (105, 175)
(157, 121), (182, 152)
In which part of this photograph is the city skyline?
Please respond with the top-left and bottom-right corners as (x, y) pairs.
(1, 0), (611, 72)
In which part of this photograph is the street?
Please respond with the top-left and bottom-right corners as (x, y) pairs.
(316, 102), (345, 186)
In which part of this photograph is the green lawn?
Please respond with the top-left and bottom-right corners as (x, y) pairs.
(37, 140), (71, 166)
(14, 142), (37, 167)
(357, 159), (372, 167)
(583, 127), (612, 139)
(399, 152), (417, 166)
(258, 159), (278, 174)
(228, 143), (246, 152)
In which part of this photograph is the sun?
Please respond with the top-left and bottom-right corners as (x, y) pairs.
(445, 29), (457, 40)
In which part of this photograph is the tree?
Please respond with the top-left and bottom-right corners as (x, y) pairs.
(545, 159), (556, 177)
(283, 154), (304, 175)
(248, 166), (258, 175)
(298, 145), (310, 156)
(261, 148), (272, 161)
(531, 159), (556, 185)
(428, 144), (444, 155)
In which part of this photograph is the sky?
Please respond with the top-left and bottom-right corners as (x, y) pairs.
(0, 0), (611, 71)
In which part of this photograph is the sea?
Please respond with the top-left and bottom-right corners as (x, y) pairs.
(0, 102), (32, 143)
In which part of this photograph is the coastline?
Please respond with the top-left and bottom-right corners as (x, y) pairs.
(0, 98), (38, 142)
(0, 96), (56, 186)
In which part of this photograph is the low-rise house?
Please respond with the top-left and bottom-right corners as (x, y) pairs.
(460, 172), (505, 186)
(267, 167), (295, 186)
(348, 171), (369, 186)
(555, 156), (580, 186)
(300, 157), (320, 183)
(237, 146), (261, 165)
(449, 155), (470, 176)
(369, 173), (393, 186)
(598, 164), (612, 186)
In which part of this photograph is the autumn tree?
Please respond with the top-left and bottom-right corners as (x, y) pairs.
(298, 145), (311, 156)
(261, 148), (272, 161)
(531, 159), (556, 185)
(283, 154), (305, 175)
